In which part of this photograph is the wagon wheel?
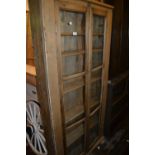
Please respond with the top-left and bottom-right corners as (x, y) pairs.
(26, 100), (47, 155)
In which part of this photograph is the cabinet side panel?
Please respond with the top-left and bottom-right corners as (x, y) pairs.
(28, 0), (65, 155)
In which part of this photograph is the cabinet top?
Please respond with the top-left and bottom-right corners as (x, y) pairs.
(58, 0), (114, 9)
(86, 0), (114, 9)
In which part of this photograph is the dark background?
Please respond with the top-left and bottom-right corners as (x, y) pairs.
(105, 0), (129, 79)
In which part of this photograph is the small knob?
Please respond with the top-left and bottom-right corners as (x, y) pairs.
(68, 21), (72, 25)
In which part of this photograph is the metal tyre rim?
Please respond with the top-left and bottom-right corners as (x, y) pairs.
(26, 100), (47, 155)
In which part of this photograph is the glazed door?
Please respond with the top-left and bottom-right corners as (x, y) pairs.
(87, 5), (112, 151)
(55, 1), (112, 154)
(87, 5), (107, 150)
(55, 1), (89, 155)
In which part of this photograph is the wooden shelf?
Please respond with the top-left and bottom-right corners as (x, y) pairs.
(92, 48), (103, 52)
(65, 100), (100, 127)
(93, 33), (104, 36)
(112, 91), (128, 106)
(90, 99), (100, 108)
(109, 71), (129, 86)
(111, 103), (128, 126)
(90, 105), (101, 117)
(86, 0), (114, 9)
(63, 72), (85, 81)
(66, 122), (84, 147)
(61, 32), (85, 36)
(65, 104), (84, 125)
(91, 76), (101, 83)
(66, 108), (99, 147)
(62, 50), (85, 57)
(63, 78), (85, 94)
(92, 65), (103, 72)
(26, 64), (36, 86)
(26, 64), (36, 76)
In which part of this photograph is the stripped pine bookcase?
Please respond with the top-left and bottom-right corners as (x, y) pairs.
(27, 0), (113, 154)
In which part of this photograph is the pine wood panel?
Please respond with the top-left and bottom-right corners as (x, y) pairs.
(29, 0), (65, 155)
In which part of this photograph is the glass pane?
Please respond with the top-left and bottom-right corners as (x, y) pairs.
(60, 11), (85, 33)
(90, 80), (102, 108)
(92, 51), (103, 68)
(63, 87), (85, 125)
(91, 69), (102, 81)
(92, 36), (104, 49)
(93, 15), (105, 33)
(60, 10), (85, 76)
(89, 111), (100, 146)
(63, 76), (85, 94)
(63, 54), (85, 76)
(92, 14), (105, 71)
(90, 14), (105, 111)
(66, 122), (85, 155)
(61, 36), (85, 52)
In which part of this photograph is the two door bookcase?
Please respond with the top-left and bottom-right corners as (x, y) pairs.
(28, 0), (113, 155)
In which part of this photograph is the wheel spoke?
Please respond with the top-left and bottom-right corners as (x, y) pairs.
(28, 104), (33, 118)
(26, 101), (47, 154)
(36, 134), (42, 153)
(39, 128), (44, 133)
(38, 134), (47, 153)
(31, 133), (35, 143)
(26, 109), (33, 122)
(34, 134), (37, 149)
(29, 103), (36, 123)
(39, 131), (46, 142)
(27, 117), (33, 127)
(27, 116), (32, 124)
(32, 103), (37, 123)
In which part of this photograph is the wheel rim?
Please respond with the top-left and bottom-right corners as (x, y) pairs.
(26, 100), (47, 155)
